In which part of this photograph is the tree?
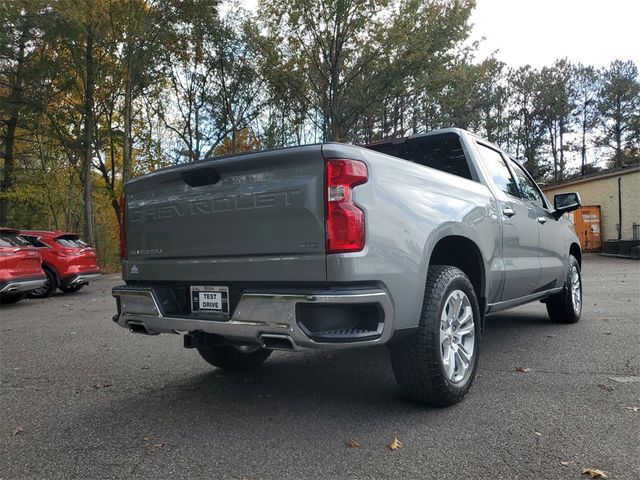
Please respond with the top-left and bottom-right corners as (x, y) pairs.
(597, 60), (640, 167)
(259, 0), (476, 142)
(0, 0), (48, 224)
(573, 64), (600, 175)
(508, 66), (548, 180)
(536, 59), (575, 181)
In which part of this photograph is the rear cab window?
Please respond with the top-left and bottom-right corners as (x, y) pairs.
(365, 132), (475, 181)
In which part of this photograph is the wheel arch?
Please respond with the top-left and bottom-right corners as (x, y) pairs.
(569, 242), (582, 267)
(41, 262), (60, 282)
(427, 234), (487, 314)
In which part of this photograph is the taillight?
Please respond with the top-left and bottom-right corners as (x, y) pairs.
(119, 192), (127, 259)
(55, 249), (79, 257)
(325, 158), (368, 253)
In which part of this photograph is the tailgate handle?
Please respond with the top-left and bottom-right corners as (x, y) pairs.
(181, 167), (220, 187)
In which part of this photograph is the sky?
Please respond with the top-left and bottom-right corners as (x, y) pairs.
(239, 0), (640, 68)
(469, 0), (640, 68)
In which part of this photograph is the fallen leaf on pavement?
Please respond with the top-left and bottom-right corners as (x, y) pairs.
(388, 436), (402, 450)
(13, 426), (24, 436)
(625, 406), (640, 412)
(92, 383), (112, 389)
(346, 438), (360, 448)
(515, 367), (532, 373)
(581, 468), (608, 479)
(598, 384), (614, 391)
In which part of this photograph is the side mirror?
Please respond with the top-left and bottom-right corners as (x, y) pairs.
(553, 192), (581, 220)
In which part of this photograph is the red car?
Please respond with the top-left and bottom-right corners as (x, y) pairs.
(19, 230), (101, 297)
(0, 228), (47, 304)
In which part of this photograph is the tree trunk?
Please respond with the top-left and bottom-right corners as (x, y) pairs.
(0, 118), (17, 224)
(614, 94), (623, 167)
(581, 108), (587, 175)
(122, 53), (133, 183)
(0, 28), (27, 225)
(82, 27), (96, 246)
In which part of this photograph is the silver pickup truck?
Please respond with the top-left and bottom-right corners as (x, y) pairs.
(112, 128), (583, 406)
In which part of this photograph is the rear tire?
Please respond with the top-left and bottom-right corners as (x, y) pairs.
(389, 265), (480, 406)
(28, 267), (58, 298)
(546, 254), (582, 324)
(0, 293), (26, 305)
(59, 284), (84, 293)
(197, 345), (272, 371)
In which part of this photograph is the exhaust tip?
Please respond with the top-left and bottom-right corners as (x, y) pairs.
(260, 334), (297, 351)
(128, 321), (149, 335)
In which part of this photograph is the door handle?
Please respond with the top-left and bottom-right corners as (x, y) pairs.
(502, 206), (516, 218)
(537, 217), (548, 224)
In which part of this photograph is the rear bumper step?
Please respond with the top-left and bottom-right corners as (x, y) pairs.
(112, 285), (394, 349)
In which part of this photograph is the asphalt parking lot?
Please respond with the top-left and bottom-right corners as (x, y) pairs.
(1, 254), (639, 479)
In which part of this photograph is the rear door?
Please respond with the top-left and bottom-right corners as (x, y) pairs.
(475, 143), (540, 301)
(509, 159), (565, 291)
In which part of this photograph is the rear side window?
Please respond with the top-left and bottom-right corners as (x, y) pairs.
(22, 235), (49, 248)
(398, 133), (473, 180)
(0, 232), (32, 247)
(476, 143), (519, 197)
(366, 133), (473, 180)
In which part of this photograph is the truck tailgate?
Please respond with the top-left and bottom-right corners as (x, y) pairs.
(123, 145), (327, 282)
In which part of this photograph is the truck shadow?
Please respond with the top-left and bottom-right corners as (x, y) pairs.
(98, 309), (561, 421)
(48, 308), (582, 463)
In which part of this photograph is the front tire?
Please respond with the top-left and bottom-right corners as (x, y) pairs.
(196, 345), (272, 371)
(389, 265), (480, 406)
(29, 267), (58, 298)
(546, 254), (582, 324)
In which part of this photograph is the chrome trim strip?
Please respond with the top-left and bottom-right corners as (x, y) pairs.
(112, 286), (394, 350)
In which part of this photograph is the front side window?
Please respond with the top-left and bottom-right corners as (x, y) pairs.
(510, 160), (546, 209)
(475, 143), (519, 197)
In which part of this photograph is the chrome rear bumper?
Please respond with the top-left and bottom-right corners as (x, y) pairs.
(0, 277), (46, 294)
(66, 273), (101, 286)
(112, 286), (394, 350)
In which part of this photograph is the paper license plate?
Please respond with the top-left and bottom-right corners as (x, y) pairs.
(191, 286), (229, 314)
